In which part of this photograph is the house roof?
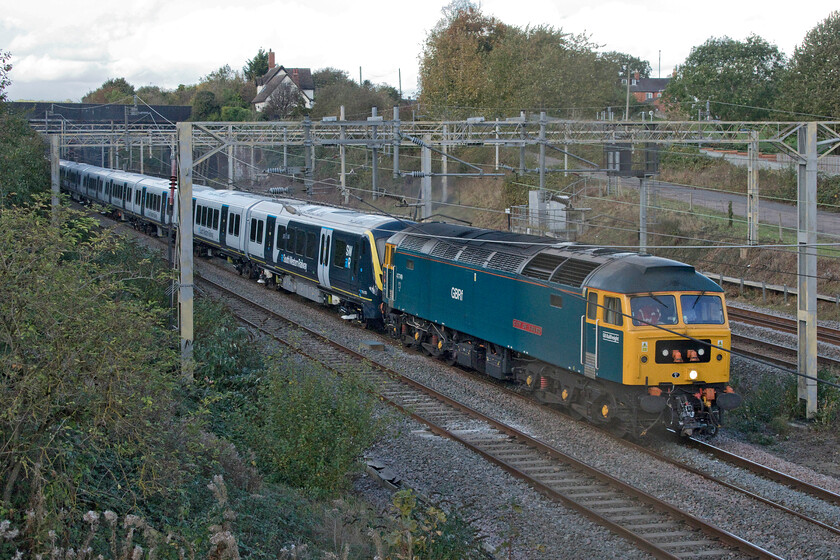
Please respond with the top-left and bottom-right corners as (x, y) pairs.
(252, 65), (314, 105)
(630, 77), (670, 93)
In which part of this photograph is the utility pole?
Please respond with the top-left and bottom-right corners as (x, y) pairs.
(341, 106), (348, 203)
(625, 66), (631, 120)
(747, 130), (759, 245)
(422, 134), (432, 219)
(797, 122), (818, 419)
(639, 176), (648, 254)
(50, 135), (60, 225)
(176, 122), (195, 382)
(442, 123), (448, 204)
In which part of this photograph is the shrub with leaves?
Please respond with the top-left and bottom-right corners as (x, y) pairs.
(247, 358), (383, 497)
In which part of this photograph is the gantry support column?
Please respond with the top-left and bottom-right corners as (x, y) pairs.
(797, 122), (818, 418)
(50, 134), (60, 225)
(177, 122), (195, 382)
(441, 123), (448, 205)
(747, 130), (759, 245)
(422, 134), (432, 220)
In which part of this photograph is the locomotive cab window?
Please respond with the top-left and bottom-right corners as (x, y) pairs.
(275, 224), (285, 247)
(680, 294), (725, 324)
(586, 291), (598, 320)
(603, 296), (623, 326)
(631, 295), (677, 326)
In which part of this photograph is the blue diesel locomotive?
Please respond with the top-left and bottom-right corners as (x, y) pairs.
(381, 222), (741, 437)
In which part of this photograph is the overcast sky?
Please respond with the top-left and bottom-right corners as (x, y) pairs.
(2, 0), (836, 103)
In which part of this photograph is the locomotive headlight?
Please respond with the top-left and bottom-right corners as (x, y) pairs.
(697, 348), (705, 356)
(662, 349), (669, 356)
(689, 370), (698, 380)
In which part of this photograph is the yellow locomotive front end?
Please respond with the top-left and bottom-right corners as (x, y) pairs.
(623, 291), (741, 435)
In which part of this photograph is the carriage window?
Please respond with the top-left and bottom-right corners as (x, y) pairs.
(550, 294), (563, 309)
(233, 214), (241, 236)
(295, 228), (306, 255)
(249, 219), (257, 242)
(213, 208), (220, 230)
(680, 295), (725, 325)
(135, 190), (141, 205)
(631, 295), (677, 326)
(275, 225), (285, 248)
(604, 296), (623, 326)
(587, 291), (598, 320)
(306, 232), (317, 260)
(256, 220), (264, 244)
(333, 239), (348, 268)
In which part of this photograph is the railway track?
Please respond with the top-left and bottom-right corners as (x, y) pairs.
(728, 306), (840, 347)
(92, 211), (840, 557)
(199, 272), (785, 560)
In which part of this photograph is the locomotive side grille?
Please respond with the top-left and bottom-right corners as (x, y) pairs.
(487, 252), (527, 273)
(550, 258), (601, 287)
(458, 246), (493, 267)
(522, 253), (568, 281)
(431, 241), (461, 260)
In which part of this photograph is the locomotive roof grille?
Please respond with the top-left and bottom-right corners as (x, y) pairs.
(400, 234), (431, 253)
(458, 246), (493, 267)
(487, 252), (527, 273)
(550, 258), (602, 287)
(521, 253), (567, 281)
(430, 241), (461, 260)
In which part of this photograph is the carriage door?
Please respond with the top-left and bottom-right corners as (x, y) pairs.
(264, 216), (276, 263)
(318, 227), (333, 289)
(219, 206), (229, 248)
(581, 289), (600, 379)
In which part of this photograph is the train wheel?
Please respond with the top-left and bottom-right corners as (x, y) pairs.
(591, 394), (615, 425)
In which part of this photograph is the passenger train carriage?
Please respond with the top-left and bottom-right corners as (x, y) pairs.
(382, 223), (741, 437)
(59, 160), (408, 325)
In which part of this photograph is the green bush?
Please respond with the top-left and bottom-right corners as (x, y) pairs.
(247, 358), (384, 497)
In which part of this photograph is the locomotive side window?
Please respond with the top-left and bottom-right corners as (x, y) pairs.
(406, 259), (414, 270)
(631, 295), (677, 326)
(680, 295), (725, 324)
(586, 291), (598, 320)
(604, 296), (623, 326)
(550, 294), (563, 309)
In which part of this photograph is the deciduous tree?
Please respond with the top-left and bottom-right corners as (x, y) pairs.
(0, 50), (11, 102)
(82, 77), (135, 104)
(781, 11), (840, 119)
(664, 35), (786, 120)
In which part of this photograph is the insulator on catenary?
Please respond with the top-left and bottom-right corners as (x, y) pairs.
(268, 187), (290, 194)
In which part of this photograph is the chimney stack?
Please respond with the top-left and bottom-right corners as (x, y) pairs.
(634, 71), (640, 81)
(268, 49), (276, 69)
